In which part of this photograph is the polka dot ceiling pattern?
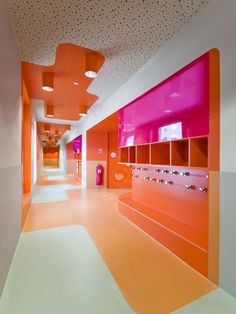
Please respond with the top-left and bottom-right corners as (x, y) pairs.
(8, 0), (210, 116)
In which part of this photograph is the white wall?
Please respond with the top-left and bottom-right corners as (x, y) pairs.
(81, 131), (87, 188)
(0, 0), (21, 296)
(59, 143), (66, 173)
(66, 0), (236, 296)
(31, 119), (37, 186)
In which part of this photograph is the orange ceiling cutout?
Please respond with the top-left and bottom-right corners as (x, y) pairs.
(22, 43), (105, 121)
(37, 122), (69, 137)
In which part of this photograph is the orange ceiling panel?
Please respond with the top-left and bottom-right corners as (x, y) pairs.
(22, 43), (105, 121)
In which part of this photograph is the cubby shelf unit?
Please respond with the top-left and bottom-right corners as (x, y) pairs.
(119, 136), (208, 169)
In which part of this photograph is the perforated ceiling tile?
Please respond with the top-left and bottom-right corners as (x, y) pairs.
(7, 0), (210, 111)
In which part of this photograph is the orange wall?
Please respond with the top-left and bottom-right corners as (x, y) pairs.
(44, 151), (59, 159)
(43, 148), (59, 167)
(86, 130), (131, 188)
(108, 132), (131, 188)
(87, 131), (108, 161)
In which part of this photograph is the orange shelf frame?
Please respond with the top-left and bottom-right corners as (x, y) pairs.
(136, 144), (150, 164)
(150, 142), (170, 165)
(171, 139), (189, 167)
(129, 146), (136, 163)
(190, 137), (208, 168)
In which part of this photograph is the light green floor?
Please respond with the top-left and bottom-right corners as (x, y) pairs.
(40, 167), (64, 176)
(173, 288), (236, 313)
(32, 184), (81, 203)
(0, 226), (134, 314)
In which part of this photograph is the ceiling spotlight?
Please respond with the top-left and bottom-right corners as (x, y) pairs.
(42, 72), (54, 92)
(78, 104), (87, 117)
(164, 109), (172, 113)
(44, 124), (51, 133)
(85, 53), (98, 78)
(85, 71), (97, 78)
(73, 81), (79, 86)
(46, 105), (54, 117)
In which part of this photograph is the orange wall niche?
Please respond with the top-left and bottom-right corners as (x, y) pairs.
(118, 49), (220, 281)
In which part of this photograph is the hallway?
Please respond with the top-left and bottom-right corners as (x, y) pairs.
(0, 170), (235, 313)
(2, 0), (236, 313)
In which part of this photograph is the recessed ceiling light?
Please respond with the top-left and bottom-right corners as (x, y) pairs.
(42, 86), (54, 92)
(42, 72), (54, 92)
(73, 81), (79, 85)
(164, 109), (172, 113)
(78, 104), (87, 117)
(85, 53), (98, 78)
(46, 105), (54, 117)
(85, 71), (97, 78)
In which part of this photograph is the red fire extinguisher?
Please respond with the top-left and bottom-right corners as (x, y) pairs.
(96, 164), (103, 185)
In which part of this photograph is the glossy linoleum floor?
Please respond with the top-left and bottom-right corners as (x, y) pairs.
(1, 170), (236, 314)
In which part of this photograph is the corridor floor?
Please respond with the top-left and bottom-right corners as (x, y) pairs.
(1, 171), (236, 313)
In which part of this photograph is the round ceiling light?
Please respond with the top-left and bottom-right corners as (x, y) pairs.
(85, 71), (97, 78)
(46, 104), (54, 117)
(85, 53), (98, 78)
(78, 105), (87, 117)
(42, 72), (54, 92)
(44, 124), (51, 133)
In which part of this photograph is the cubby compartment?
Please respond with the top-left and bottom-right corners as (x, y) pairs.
(190, 137), (208, 168)
(129, 146), (136, 163)
(151, 142), (170, 165)
(171, 139), (189, 166)
(136, 144), (150, 164)
(120, 147), (129, 163)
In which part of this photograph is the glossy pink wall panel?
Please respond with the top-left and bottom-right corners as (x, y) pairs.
(119, 53), (209, 147)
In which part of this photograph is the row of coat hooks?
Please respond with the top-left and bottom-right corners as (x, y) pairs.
(130, 174), (208, 193)
(130, 166), (208, 179)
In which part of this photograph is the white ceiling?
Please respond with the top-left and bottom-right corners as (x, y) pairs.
(8, 0), (210, 122)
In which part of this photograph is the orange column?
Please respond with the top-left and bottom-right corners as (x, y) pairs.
(208, 48), (220, 284)
(21, 80), (32, 228)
